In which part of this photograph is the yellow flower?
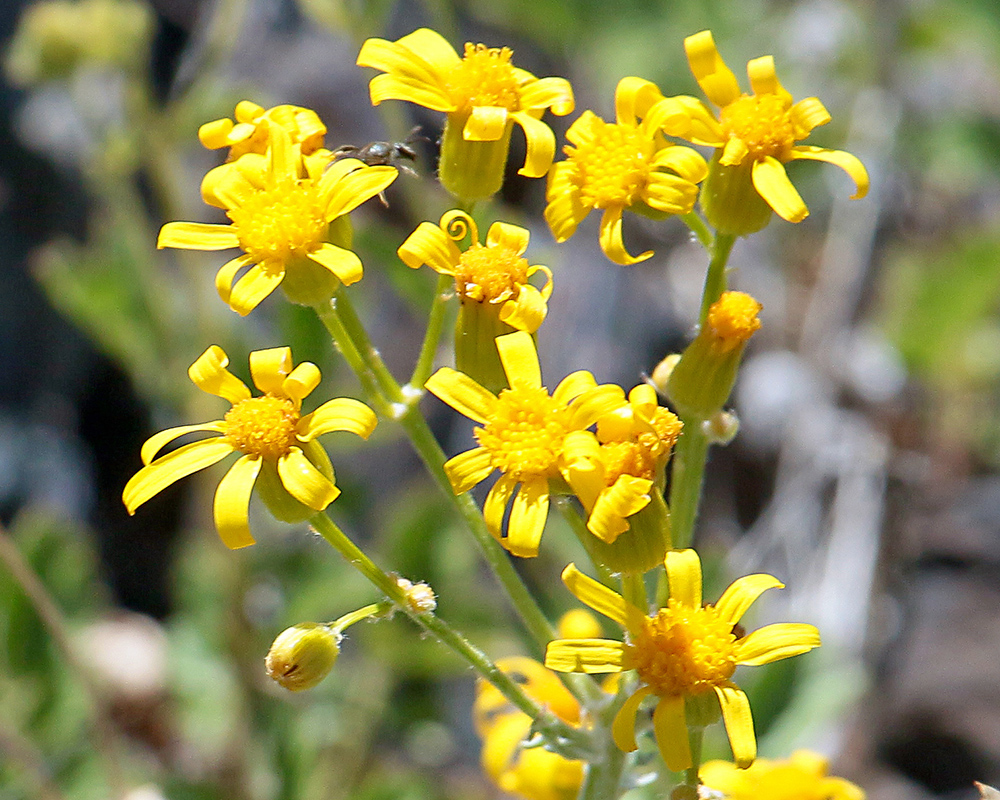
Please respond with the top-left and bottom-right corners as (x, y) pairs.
(545, 77), (708, 265)
(544, 550), (820, 771)
(198, 100), (328, 161)
(474, 657), (584, 800)
(701, 750), (866, 800)
(122, 346), (377, 549)
(656, 30), (868, 230)
(562, 383), (682, 544)
(157, 127), (396, 315)
(356, 28), (573, 200)
(424, 331), (626, 557)
(398, 209), (553, 333)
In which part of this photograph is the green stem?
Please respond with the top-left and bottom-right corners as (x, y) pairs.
(667, 419), (710, 551)
(409, 273), (454, 389)
(332, 288), (405, 404)
(332, 601), (394, 632)
(580, 692), (628, 800)
(684, 728), (704, 789)
(698, 233), (736, 325)
(681, 212), (713, 251)
(311, 513), (407, 603)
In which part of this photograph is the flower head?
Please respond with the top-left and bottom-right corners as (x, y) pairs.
(123, 346), (377, 549)
(424, 331), (626, 557)
(357, 28), (574, 199)
(701, 750), (866, 800)
(157, 127), (396, 314)
(265, 622), (341, 692)
(545, 77), (708, 265)
(198, 100), (328, 161)
(545, 550), (820, 771)
(656, 30), (868, 230)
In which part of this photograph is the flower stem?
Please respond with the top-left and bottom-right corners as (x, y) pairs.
(667, 419), (710, 551)
(554, 497), (616, 587)
(332, 601), (394, 632)
(698, 233), (736, 325)
(682, 211), (713, 251)
(684, 728), (705, 789)
(409, 273), (453, 389)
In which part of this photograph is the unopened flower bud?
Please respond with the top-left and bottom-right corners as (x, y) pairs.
(396, 577), (437, 613)
(557, 609), (602, 640)
(265, 622), (341, 692)
(649, 354), (681, 395)
(703, 410), (739, 445)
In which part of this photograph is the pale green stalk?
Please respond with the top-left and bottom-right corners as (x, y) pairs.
(409, 273), (454, 389)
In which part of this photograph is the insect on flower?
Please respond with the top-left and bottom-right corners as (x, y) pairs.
(332, 126), (426, 204)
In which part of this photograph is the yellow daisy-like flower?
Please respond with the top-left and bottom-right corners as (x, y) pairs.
(562, 383), (682, 543)
(157, 127), (396, 315)
(356, 28), (574, 200)
(424, 331), (626, 557)
(656, 30), (868, 230)
(545, 77), (708, 266)
(701, 750), (866, 800)
(398, 209), (553, 333)
(545, 550), (821, 771)
(122, 346), (377, 549)
(197, 100), (328, 161)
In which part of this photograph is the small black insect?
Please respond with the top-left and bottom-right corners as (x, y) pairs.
(332, 126), (425, 205)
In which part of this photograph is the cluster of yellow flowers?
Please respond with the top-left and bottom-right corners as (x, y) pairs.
(123, 26), (869, 800)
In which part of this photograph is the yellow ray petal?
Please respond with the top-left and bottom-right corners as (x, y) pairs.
(611, 684), (653, 752)
(357, 32), (453, 88)
(599, 207), (652, 266)
(188, 345), (251, 403)
(552, 370), (598, 406)
(788, 145), (870, 200)
(485, 221), (530, 256)
(213, 455), (262, 549)
(397, 222), (460, 274)
(560, 564), (630, 626)
(282, 361), (321, 407)
(720, 136), (750, 166)
(309, 242), (363, 286)
(157, 221), (240, 251)
(588, 476), (652, 542)
(568, 384), (628, 429)
(651, 144), (709, 183)
(390, 28), (461, 74)
(299, 398), (378, 441)
(646, 95), (724, 147)
(713, 574), (784, 625)
(123, 439), (234, 513)
(465, 105), (509, 142)
(511, 111), (555, 178)
(665, 548), (702, 609)
(215, 254), (254, 305)
(715, 685), (756, 768)
(326, 165), (398, 217)
(519, 76), (574, 116)
(484, 474), (517, 540)
(442, 447), (494, 494)
(543, 173), (589, 243)
(528, 264), (553, 301)
(425, 367), (497, 423)
(229, 263), (285, 316)
(614, 76), (664, 126)
(752, 156), (809, 222)
(645, 172), (701, 215)
(276, 448), (340, 510)
(684, 30), (741, 108)
(735, 622), (821, 665)
(498, 284), (547, 333)
(367, 74), (454, 111)
(140, 421), (225, 465)
(249, 347), (293, 395)
(506, 477), (549, 557)
(496, 331), (542, 390)
(653, 695), (693, 772)
(747, 55), (792, 105)
(544, 639), (625, 673)
(791, 97), (831, 133)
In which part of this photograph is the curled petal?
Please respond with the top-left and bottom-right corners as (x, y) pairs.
(425, 367), (497, 423)
(599, 207), (652, 266)
(736, 622), (821, 665)
(684, 30), (741, 108)
(788, 145), (870, 200)
(157, 221), (240, 251)
(720, 136), (750, 167)
(544, 639), (625, 673)
(587, 476), (652, 543)
(496, 331), (542, 390)
(651, 145), (709, 183)
(645, 172), (700, 215)
(715, 685), (756, 768)
(665, 548), (703, 609)
(506, 477), (549, 557)
(611, 684), (653, 752)
(276, 448), (340, 510)
(213, 455), (262, 549)
(189, 345), (251, 403)
(397, 222), (460, 273)
(529, 264), (554, 301)
(560, 564), (631, 627)
(229, 262), (285, 316)
(498, 283), (547, 333)
(752, 157), (809, 222)
(520, 76), (574, 116)
(568, 384), (628, 429)
(282, 361), (321, 407)
(485, 221), (530, 256)
(443, 447), (495, 494)
(653, 695), (692, 772)
(511, 111), (556, 177)
(614, 76), (664, 126)
(747, 55), (792, 106)
(309, 243), (363, 286)
(140, 421), (225, 465)
(465, 106), (509, 142)
(713, 574), (784, 625)
(552, 370), (598, 406)
(299, 398), (378, 440)
(791, 97), (831, 134)
(484, 474), (517, 541)
(647, 95), (724, 146)
(123, 439), (234, 514)
(544, 166), (590, 243)
(249, 347), (293, 395)
(215, 254), (254, 305)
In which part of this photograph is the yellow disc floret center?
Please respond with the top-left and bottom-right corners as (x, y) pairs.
(475, 387), (569, 479)
(568, 120), (654, 209)
(627, 601), (738, 696)
(719, 94), (796, 161)
(224, 395), (300, 460)
(229, 179), (327, 265)
(446, 43), (521, 114)
(707, 291), (762, 352)
(455, 243), (529, 303)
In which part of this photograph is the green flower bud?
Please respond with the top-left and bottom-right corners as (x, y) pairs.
(265, 622), (341, 691)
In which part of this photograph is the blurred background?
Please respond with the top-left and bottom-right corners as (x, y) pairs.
(1, 0), (999, 798)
